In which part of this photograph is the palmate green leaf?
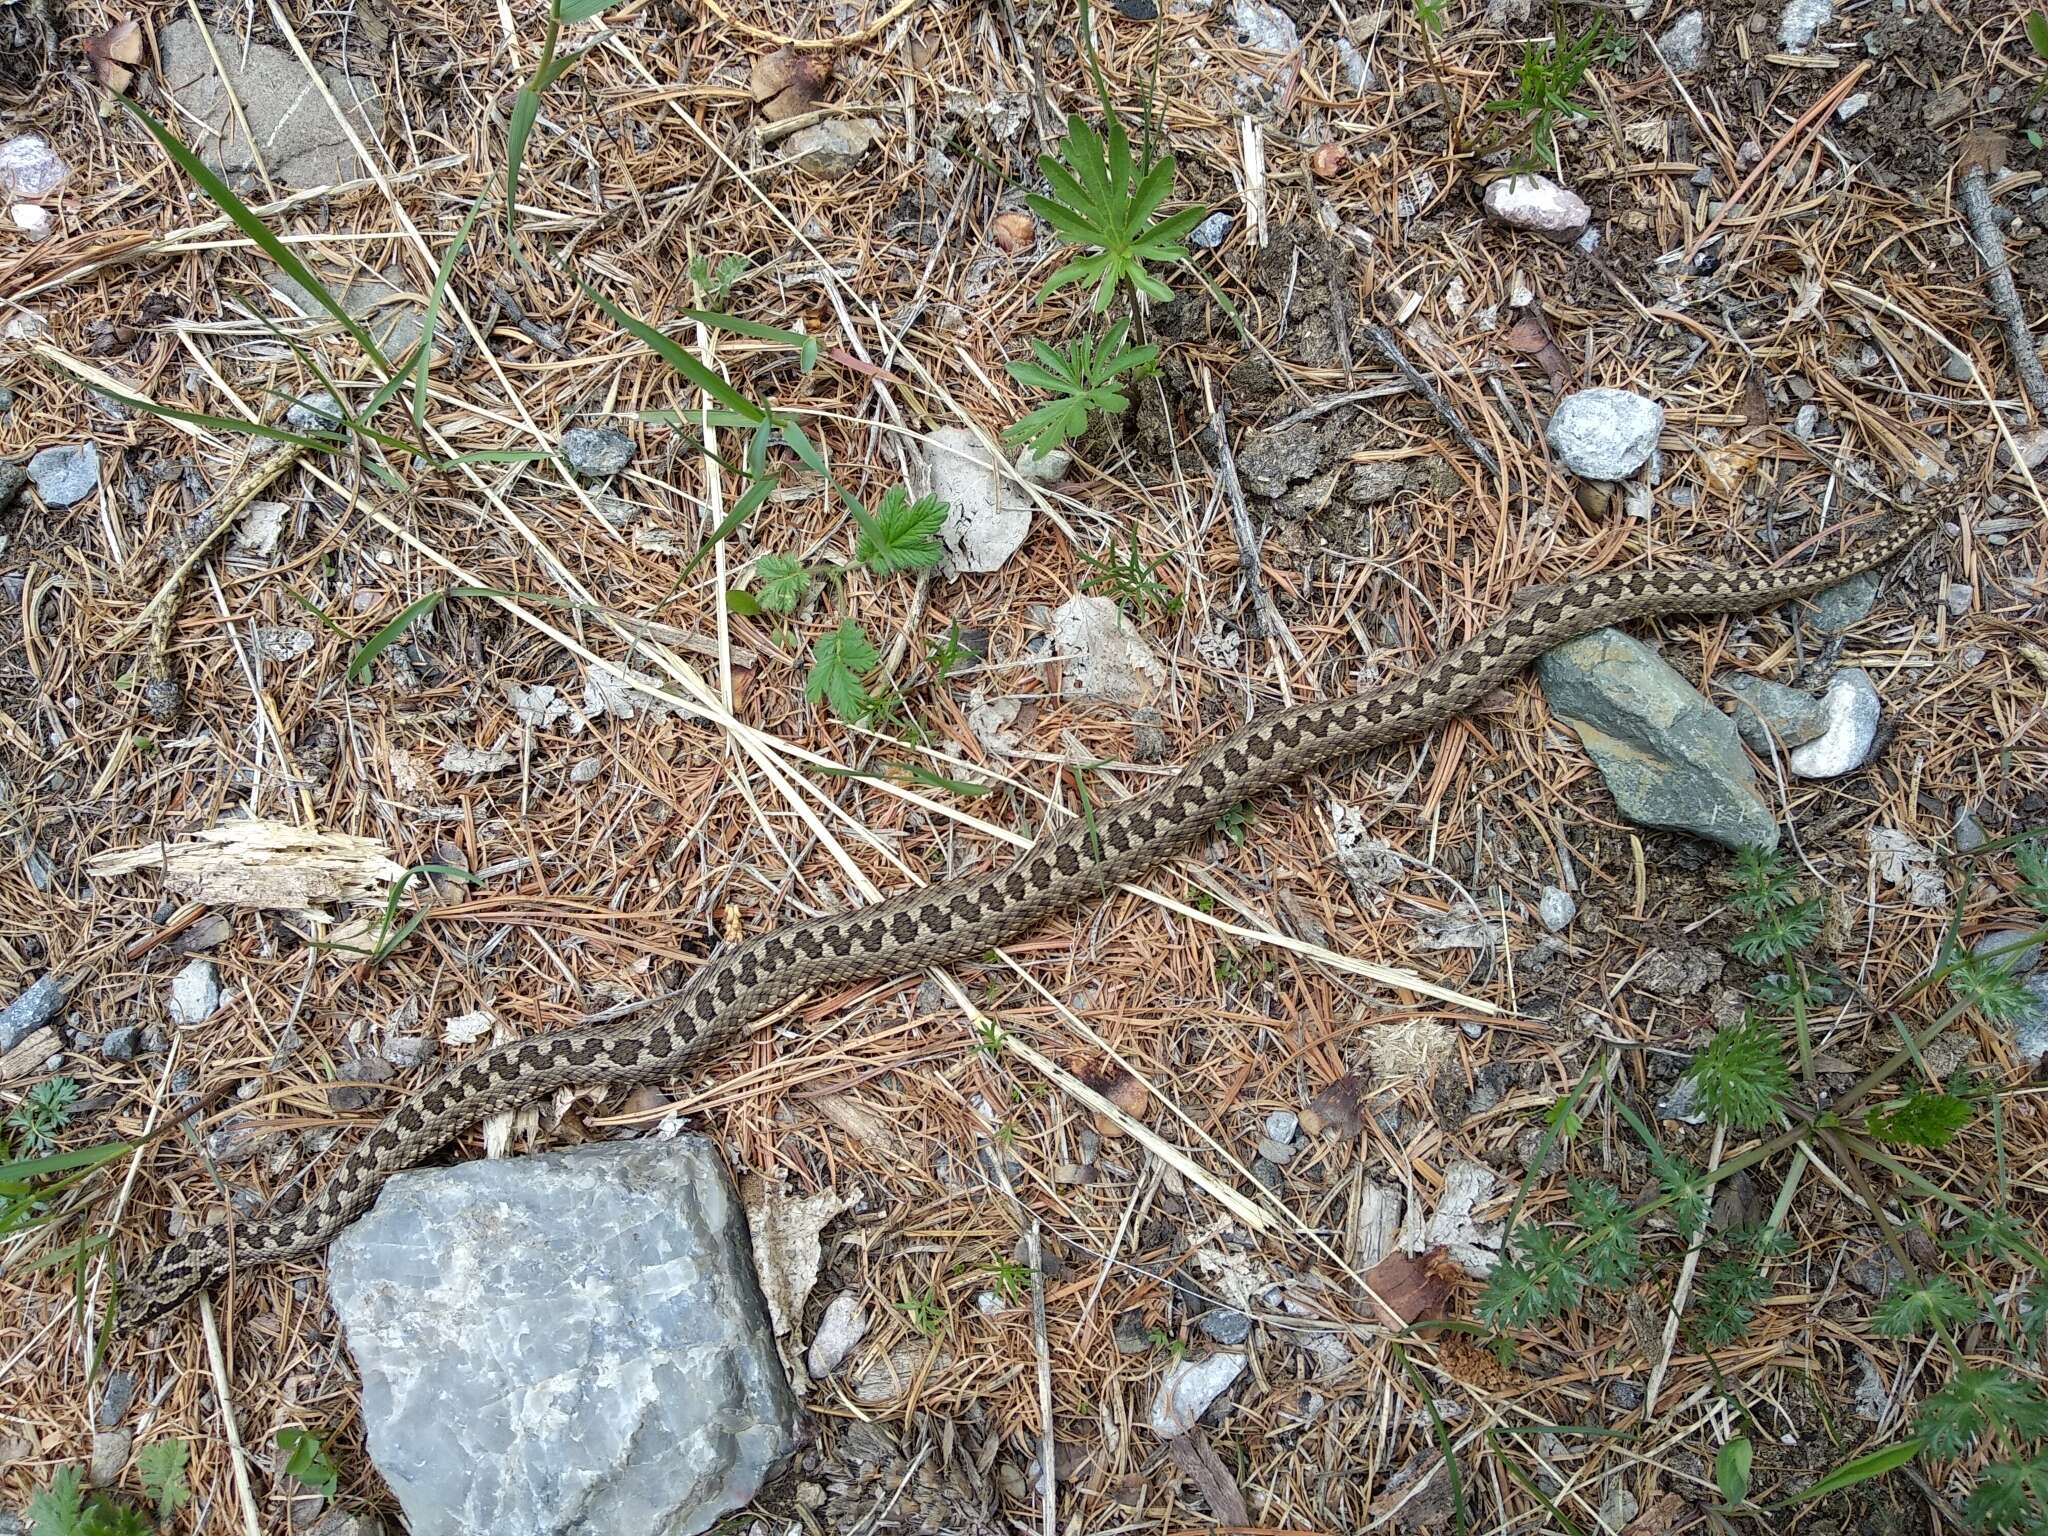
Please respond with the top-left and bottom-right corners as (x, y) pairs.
(1873, 1275), (1977, 1337)
(856, 486), (948, 575)
(1962, 1451), (2048, 1534)
(137, 1437), (192, 1520)
(806, 618), (879, 721)
(1864, 1088), (1973, 1149)
(1566, 1178), (1642, 1291)
(1915, 1367), (2048, 1458)
(1028, 110), (1206, 310)
(754, 553), (811, 613)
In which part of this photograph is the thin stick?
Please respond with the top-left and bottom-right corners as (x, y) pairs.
(198, 1295), (265, 1536)
(1957, 160), (2048, 421)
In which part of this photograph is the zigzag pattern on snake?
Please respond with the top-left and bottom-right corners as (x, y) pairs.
(122, 507), (1938, 1322)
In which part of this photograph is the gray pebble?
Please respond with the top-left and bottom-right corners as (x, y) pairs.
(27, 443), (99, 507)
(0, 459), (26, 510)
(1113, 1309), (1154, 1353)
(1973, 929), (2042, 977)
(1262, 1109), (1299, 1143)
(562, 425), (635, 478)
(1945, 582), (1972, 618)
(1188, 211), (1234, 249)
(88, 1428), (131, 1488)
(96, 1371), (136, 1429)
(100, 1025), (144, 1061)
(1256, 1136), (1297, 1165)
(2, 973), (70, 1051)
(1954, 808), (1988, 852)
(1720, 672), (1830, 753)
(1198, 1309), (1251, 1345)
(1804, 569), (1877, 633)
(286, 392), (346, 432)
(1537, 885), (1577, 932)
(1545, 388), (1664, 480)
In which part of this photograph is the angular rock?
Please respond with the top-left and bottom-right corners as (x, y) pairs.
(1150, 1352), (1246, 1438)
(920, 426), (1032, 574)
(1657, 11), (1706, 70)
(2014, 975), (2048, 1069)
(0, 459), (26, 511)
(1718, 673), (1829, 754)
(1787, 668), (1880, 779)
(562, 425), (635, 479)
(1, 973), (69, 1051)
(1537, 886), (1577, 932)
(1048, 595), (1166, 705)
(28, 443), (99, 507)
(784, 117), (879, 177)
(1778, 0), (1832, 50)
(806, 1291), (868, 1378)
(286, 392), (346, 433)
(328, 1138), (797, 1536)
(167, 959), (221, 1026)
(1482, 174), (1591, 242)
(1803, 569), (1877, 632)
(160, 19), (383, 188)
(0, 133), (66, 201)
(1545, 389), (1663, 480)
(1188, 210), (1234, 249)
(1538, 628), (1778, 851)
(1230, 0), (1300, 52)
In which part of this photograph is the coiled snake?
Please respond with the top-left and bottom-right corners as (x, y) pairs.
(122, 507), (1937, 1322)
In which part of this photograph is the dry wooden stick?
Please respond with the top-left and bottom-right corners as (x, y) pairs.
(1957, 145), (2048, 421)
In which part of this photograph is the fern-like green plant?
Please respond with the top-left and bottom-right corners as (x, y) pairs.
(1027, 113), (1207, 310)
(1684, 1013), (1792, 1130)
(1003, 319), (1159, 454)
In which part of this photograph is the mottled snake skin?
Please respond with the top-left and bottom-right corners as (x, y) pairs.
(122, 509), (1937, 1322)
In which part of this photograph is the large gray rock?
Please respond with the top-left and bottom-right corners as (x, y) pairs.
(328, 1138), (798, 1536)
(1538, 628), (1778, 851)
(160, 19), (383, 188)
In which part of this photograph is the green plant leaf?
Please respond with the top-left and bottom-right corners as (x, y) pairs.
(677, 308), (820, 371)
(1685, 1014), (1792, 1129)
(275, 1428), (339, 1499)
(559, 0), (620, 21)
(347, 591), (446, 682)
(806, 617), (878, 721)
(1778, 1439), (1920, 1505)
(116, 97), (393, 375)
(1715, 1436), (1753, 1507)
(1863, 1089), (1973, 1149)
(137, 1438), (192, 1520)
(2029, 9), (2048, 60)
(755, 553), (812, 613)
(413, 191), (487, 432)
(856, 486), (948, 575)
(724, 588), (764, 618)
(582, 283), (767, 423)
(683, 470), (778, 578)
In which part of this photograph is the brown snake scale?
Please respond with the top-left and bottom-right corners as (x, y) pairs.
(123, 508), (1937, 1323)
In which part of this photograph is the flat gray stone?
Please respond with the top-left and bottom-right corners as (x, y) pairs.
(160, 19), (383, 189)
(1802, 569), (1878, 632)
(1538, 628), (1778, 851)
(1537, 885), (1577, 932)
(28, 443), (99, 506)
(1483, 173), (1591, 242)
(562, 425), (635, 479)
(920, 426), (1031, 575)
(2015, 975), (2048, 1069)
(1545, 389), (1663, 480)
(784, 118), (878, 178)
(1657, 11), (1705, 70)
(1779, 0), (1832, 50)
(1718, 673), (1829, 754)
(266, 264), (423, 360)
(328, 1138), (797, 1536)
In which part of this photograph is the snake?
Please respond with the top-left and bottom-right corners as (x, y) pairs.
(121, 505), (1938, 1323)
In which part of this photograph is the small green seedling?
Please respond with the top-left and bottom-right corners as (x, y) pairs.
(1027, 112), (1208, 309)
(1004, 319), (1159, 455)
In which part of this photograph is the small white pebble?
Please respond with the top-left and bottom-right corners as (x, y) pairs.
(1538, 886), (1577, 932)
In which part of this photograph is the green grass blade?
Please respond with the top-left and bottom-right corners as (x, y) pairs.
(0, 1141), (135, 1181)
(677, 308), (813, 352)
(414, 192), (487, 432)
(505, 87), (542, 242)
(116, 96), (393, 375)
(60, 379), (337, 449)
(1776, 1440), (1920, 1505)
(682, 473), (776, 578)
(347, 591), (446, 682)
(583, 283), (767, 422)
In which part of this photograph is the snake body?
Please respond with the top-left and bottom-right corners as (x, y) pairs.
(124, 508), (1937, 1322)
